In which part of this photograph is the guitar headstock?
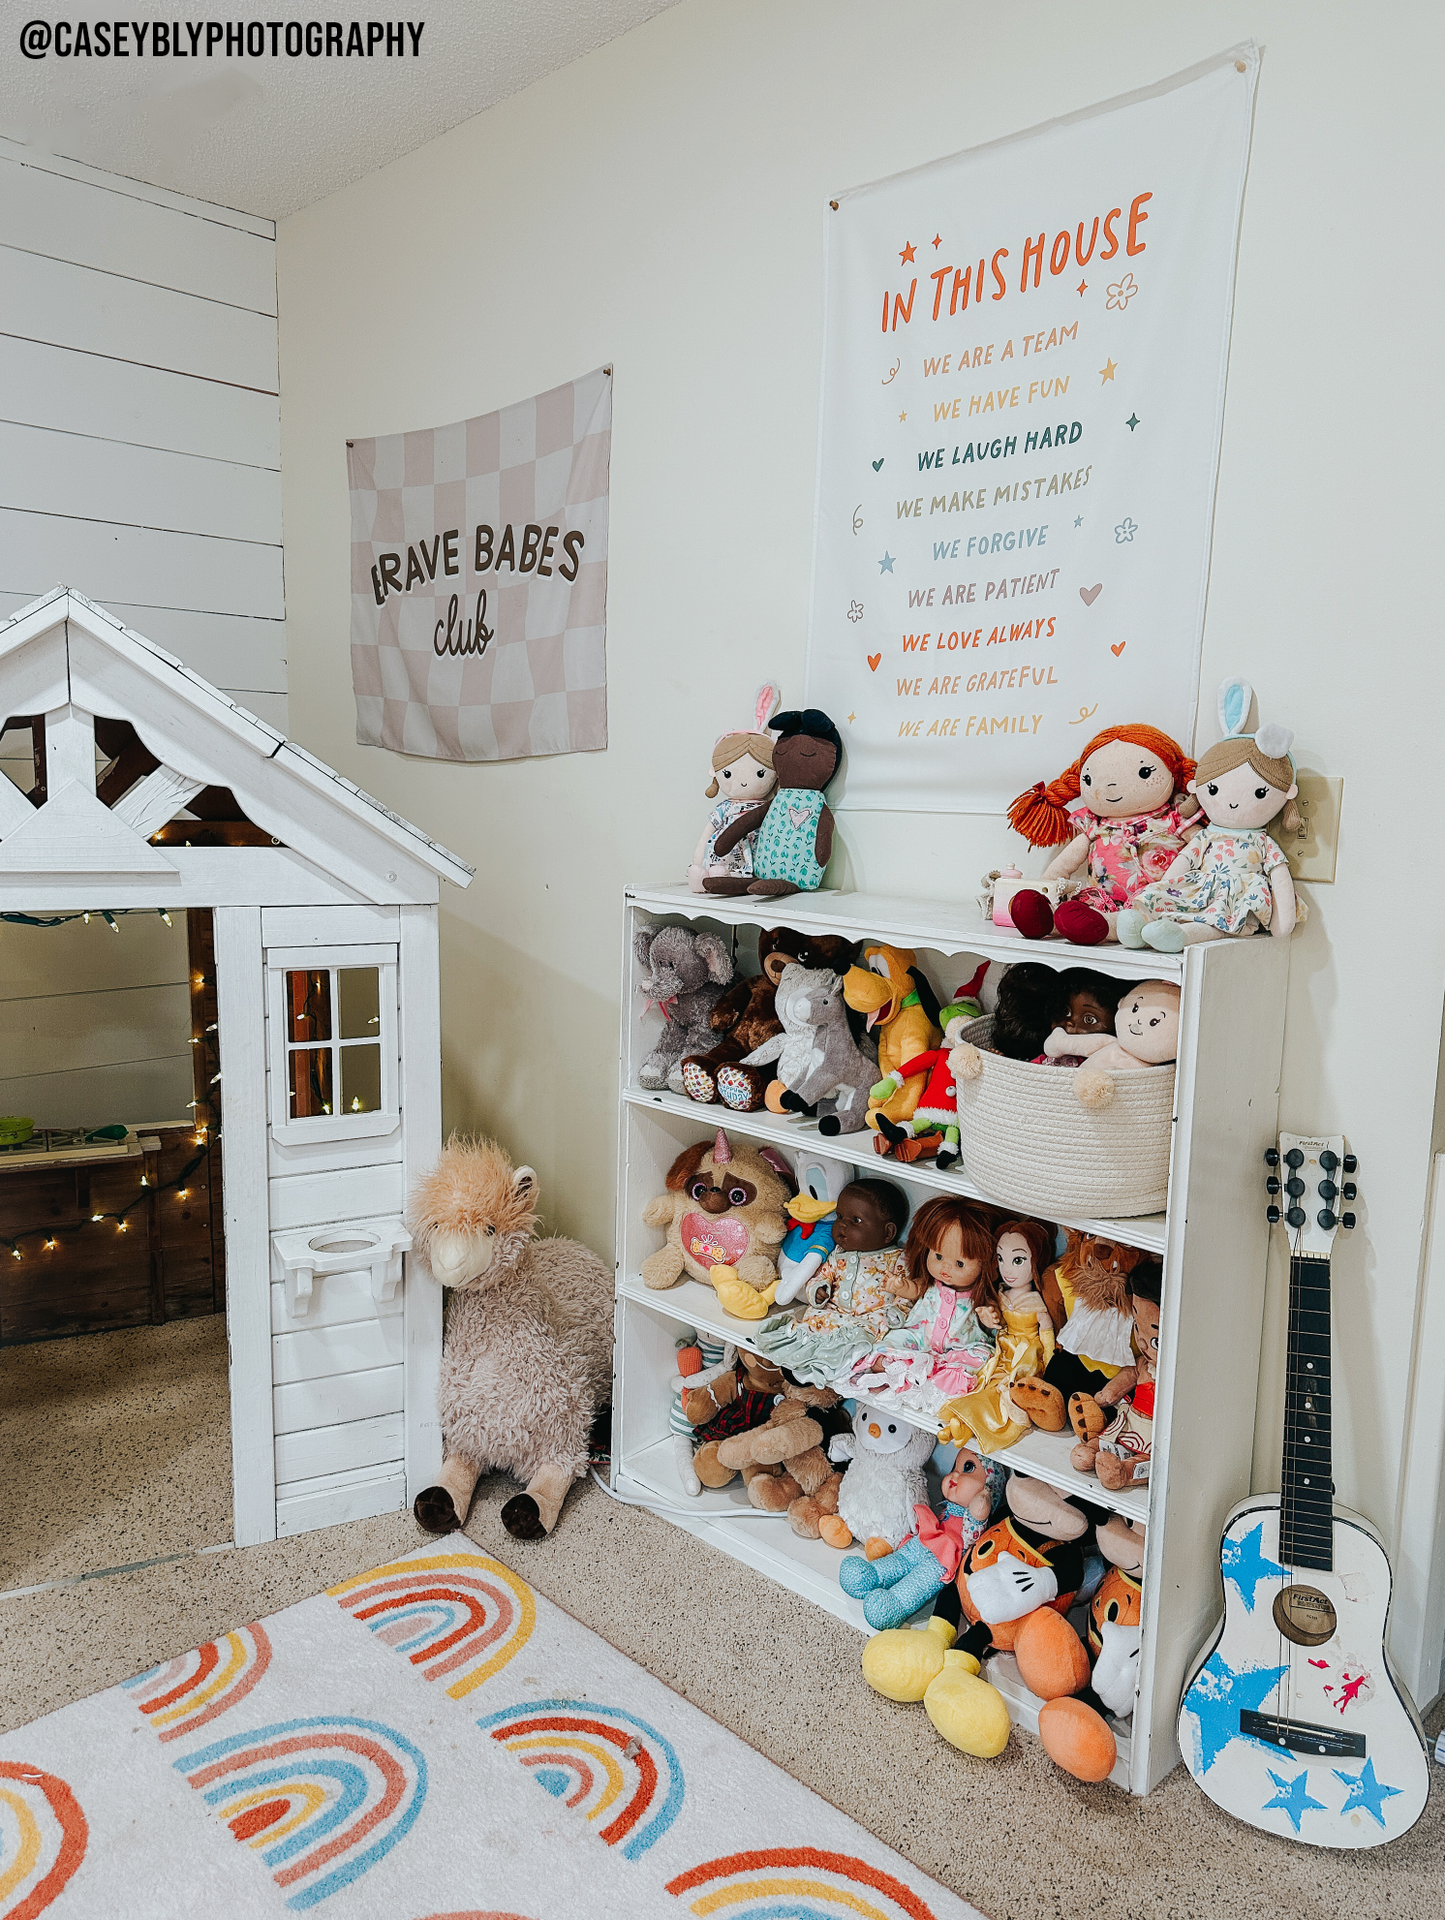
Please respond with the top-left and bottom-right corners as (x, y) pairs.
(1264, 1132), (1357, 1255)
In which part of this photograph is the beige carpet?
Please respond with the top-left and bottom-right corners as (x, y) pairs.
(2, 1323), (1443, 1920)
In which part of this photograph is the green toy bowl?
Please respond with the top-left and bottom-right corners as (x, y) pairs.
(0, 1117), (35, 1148)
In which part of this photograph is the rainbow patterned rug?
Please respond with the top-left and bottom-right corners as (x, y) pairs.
(0, 1536), (984, 1920)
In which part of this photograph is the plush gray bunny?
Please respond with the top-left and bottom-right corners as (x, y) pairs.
(635, 925), (735, 1093)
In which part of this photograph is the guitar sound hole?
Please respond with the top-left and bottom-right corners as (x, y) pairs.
(1272, 1583), (1337, 1647)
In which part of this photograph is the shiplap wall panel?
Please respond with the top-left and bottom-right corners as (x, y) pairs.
(272, 1314), (404, 1386)
(275, 1413), (404, 1482)
(0, 139), (271, 238)
(0, 336), (280, 467)
(273, 1364), (404, 1435)
(268, 1162), (405, 1232)
(0, 1056), (194, 1130)
(270, 1271), (390, 1333)
(0, 511), (283, 618)
(1, 247), (278, 391)
(275, 1473), (405, 1536)
(0, 422), (281, 546)
(0, 157), (276, 314)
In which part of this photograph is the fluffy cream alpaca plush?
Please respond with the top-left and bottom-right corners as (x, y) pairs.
(408, 1136), (612, 1540)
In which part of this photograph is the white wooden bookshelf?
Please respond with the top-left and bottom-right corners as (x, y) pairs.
(612, 881), (1289, 1794)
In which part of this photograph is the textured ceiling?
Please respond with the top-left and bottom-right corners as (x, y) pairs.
(0, 0), (680, 219)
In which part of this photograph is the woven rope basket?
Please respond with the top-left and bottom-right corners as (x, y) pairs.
(954, 1015), (1175, 1217)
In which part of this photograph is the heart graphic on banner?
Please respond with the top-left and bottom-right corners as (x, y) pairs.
(867, 653), (882, 672)
(1079, 583), (1103, 606)
(1111, 642), (1127, 657)
(872, 458), (884, 471)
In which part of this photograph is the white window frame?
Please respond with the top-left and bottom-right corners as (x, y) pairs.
(265, 942), (400, 1144)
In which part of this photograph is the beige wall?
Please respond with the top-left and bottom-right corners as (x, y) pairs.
(277, 2), (1445, 1687)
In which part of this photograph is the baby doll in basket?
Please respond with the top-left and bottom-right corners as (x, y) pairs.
(752, 1178), (915, 1387)
(840, 1197), (1000, 1413)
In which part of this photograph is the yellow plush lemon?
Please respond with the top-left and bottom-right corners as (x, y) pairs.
(861, 1616), (955, 1702)
(924, 1649), (1012, 1757)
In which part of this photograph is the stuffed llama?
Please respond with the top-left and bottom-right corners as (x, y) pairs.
(408, 1136), (612, 1540)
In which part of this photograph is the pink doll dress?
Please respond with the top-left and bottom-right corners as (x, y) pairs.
(1132, 825), (1287, 935)
(841, 1280), (995, 1409)
(1067, 801), (1193, 912)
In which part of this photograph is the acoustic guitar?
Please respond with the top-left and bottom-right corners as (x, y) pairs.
(1177, 1134), (1430, 1846)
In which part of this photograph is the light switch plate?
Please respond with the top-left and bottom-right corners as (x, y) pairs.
(1283, 773), (1342, 884)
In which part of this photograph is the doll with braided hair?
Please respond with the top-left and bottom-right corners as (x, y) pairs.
(1119, 718), (1301, 954)
(1005, 723), (1200, 946)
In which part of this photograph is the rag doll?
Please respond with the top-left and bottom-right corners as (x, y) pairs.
(939, 1217), (1057, 1454)
(842, 945), (944, 1142)
(744, 962), (877, 1134)
(825, 1402), (940, 1553)
(1005, 723), (1199, 944)
(869, 964), (990, 1169)
(754, 1179), (912, 1385)
(704, 707), (842, 897)
(1119, 695), (1301, 954)
(989, 962), (1066, 1061)
(686, 682), (781, 891)
(843, 1197), (999, 1412)
(1068, 1260), (1161, 1489)
(775, 1154), (850, 1305)
(839, 1442), (1008, 1629)
(1032, 967), (1127, 1067)
(1009, 1231), (1147, 1432)
(1054, 979), (1180, 1110)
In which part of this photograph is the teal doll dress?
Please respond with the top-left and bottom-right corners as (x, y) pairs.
(754, 788), (826, 890)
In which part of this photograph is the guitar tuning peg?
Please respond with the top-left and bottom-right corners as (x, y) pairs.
(1317, 1179), (1338, 1200)
(1285, 1177), (1305, 1197)
(1343, 1153), (1358, 1173)
(1342, 1183), (1357, 1201)
(1319, 1150), (1339, 1172)
(1317, 1208), (1338, 1231)
(1341, 1212), (1356, 1229)
(1264, 1148), (1279, 1167)
(1286, 1206), (1306, 1228)
(1266, 1205), (1281, 1225)
(1265, 1177), (1281, 1195)
(1284, 1149), (1304, 1169)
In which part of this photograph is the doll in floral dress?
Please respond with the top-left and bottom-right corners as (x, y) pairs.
(686, 683), (781, 892)
(1004, 724), (1200, 944)
(753, 1179), (913, 1386)
(1118, 724), (1301, 954)
(842, 1197), (999, 1412)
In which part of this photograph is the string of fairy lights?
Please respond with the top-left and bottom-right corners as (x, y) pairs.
(1, 907), (221, 1262)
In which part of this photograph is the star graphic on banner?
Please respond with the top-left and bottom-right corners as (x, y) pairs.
(899, 241), (916, 264)
(1221, 1523), (1289, 1611)
(1077, 280), (1087, 297)
(1333, 1759), (1404, 1828)
(847, 712), (856, 724)
(1074, 516), (1083, 528)
(1127, 413), (1140, 430)
(878, 552), (895, 574)
(1100, 358), (1117, 383)
(1263, 1768), (1328, 1835)
(1180, 1652), (1287, 1774)
(899, 409), (907, 422)
(932, 233), (943, 249)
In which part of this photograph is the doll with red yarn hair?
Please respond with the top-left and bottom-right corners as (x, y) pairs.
(1005, 724), (1199, 945)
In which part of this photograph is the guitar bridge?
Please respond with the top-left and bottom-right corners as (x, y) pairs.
(1240, 1710), (1366, 1759)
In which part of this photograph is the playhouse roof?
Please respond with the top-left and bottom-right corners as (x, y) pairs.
(0, 587), (474, 902)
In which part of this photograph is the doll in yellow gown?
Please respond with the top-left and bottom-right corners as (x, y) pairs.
(939, 1219), (1057, 1455)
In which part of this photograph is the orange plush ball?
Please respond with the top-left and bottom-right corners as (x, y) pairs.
(1014, 1607), (1091, 1700)
(1037, 1697), (1117, 1782)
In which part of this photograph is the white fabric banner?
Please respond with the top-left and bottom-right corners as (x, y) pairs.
(805, 47), (1258, 813)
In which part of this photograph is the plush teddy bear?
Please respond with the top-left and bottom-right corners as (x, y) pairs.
(640, 1128), (796, 1319)
(737, 961), (878, 1134)
(679, 928), (858, 1110)
(712, 1380), (848, 1538)
(408, 1136), (612, 1540)
(635, 925), (735, 1094)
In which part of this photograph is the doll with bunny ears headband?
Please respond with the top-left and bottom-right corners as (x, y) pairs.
(686, 682), (782, 893)
(1117, 678), (1301, 954)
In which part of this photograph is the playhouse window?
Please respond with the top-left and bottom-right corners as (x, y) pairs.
(266, 945), (398, 1142)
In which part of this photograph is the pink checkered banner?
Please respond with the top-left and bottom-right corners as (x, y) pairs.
(348, 367), (611, 760)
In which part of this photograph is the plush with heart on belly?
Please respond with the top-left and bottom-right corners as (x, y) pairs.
(641, 1128), (797, 1320)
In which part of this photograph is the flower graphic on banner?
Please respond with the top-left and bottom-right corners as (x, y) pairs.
(1106, 271), (1139, 310)
(847, 601), (864, 624)
(1115, 518), (1139, 544)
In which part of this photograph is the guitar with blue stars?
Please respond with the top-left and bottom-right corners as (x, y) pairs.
(1177, 1135), (1429, 1847)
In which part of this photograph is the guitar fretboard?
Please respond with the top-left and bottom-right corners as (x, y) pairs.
(1279, 1253), (1333, 1571)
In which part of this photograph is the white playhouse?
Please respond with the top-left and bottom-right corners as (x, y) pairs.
(0, 587), (472, 1544)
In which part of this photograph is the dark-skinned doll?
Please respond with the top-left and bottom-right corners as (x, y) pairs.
(752, 1178), (913, 1385)
(704, 707), (842, 897)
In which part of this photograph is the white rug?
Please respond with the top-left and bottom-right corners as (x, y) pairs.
(0, 1536), (985, 1920)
